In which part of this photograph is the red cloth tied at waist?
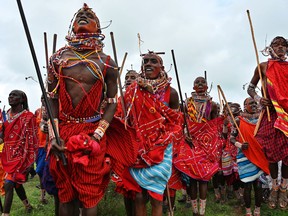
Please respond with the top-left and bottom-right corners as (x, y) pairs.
(66, 133), (101, 166)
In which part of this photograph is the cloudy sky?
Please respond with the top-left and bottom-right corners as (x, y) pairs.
(0, 0), (287, 112)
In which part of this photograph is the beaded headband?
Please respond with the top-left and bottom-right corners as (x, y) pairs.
(68, 3), (101, 36)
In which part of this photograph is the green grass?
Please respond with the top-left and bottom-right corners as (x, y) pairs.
(2, 177), (288, 215)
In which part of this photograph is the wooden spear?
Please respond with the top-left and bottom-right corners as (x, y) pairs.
(16, 0), (66, 165)
(171, 50), (193, 148)
(110, 32), (127, 119)
(52, 34), (57, 54)
(246, 10), (270, 121)
(217, 85), (245, 142)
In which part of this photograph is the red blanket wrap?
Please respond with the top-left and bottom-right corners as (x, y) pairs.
(255, 60), (288, 164)
(114, 82), (182, 199)
(50, 55), (138, 208)
(238, 117), (270, 174)
(1, 110), (38, 184)
(256, 109), (288, 164)
(266, 60), (288, 136)
(174, 117), (224, 181)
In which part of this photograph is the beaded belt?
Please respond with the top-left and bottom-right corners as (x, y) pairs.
(61, 112), (101, 123)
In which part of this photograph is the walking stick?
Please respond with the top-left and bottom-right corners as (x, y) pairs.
(110, 32), (127, 119)
(52, 34), (57, 54)
(217, 85), (245, 142)
(16, 0), (66, 165)
(166, 186), (174, 216)
(246, 10), (270, 122)
(119, 52), (128, 78)
(171, 50), (193, 148)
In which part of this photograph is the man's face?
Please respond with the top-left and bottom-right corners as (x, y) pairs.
(141, 54), (163, 80)
(271, 38), (288, 58)
(245, 98), (257, 114)
(124, 71), (138, 88)
(8, 90), (22, 106)
(73, 9), (99, 34)
(193, 77), (208, 94)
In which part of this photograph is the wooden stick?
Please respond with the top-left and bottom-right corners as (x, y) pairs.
(217, 85), (245, 142)
(217, 85), (223, 114)
(171, 49), (193, 148)
(119, 52), (128, 78)
(253, 109), (264, 136)
(246, 10), (270, 121)
(44, 32), (49, 90)
(110, 32), (127, 118)
(52, 34), (57, 54)
(16, 0), (66, 165)
(166, 187), (174, 216)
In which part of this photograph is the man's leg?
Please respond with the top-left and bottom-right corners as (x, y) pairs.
(59, 200), (80, 216)
(134, 190), (148, 216)
(199, 181), (208, 216)
(244, 182), (252, 215)
(3, 181), (14, 214)
(268, 162), (279, 209)
(82, 206), (97, 216)
(150, 197), (163, 216)
(278, 162), (288, 209)
(188, 178), (199, 216)
(253, 180), (262, 216)
(15, 184), (33, 213)
(124, 197), (135, 216)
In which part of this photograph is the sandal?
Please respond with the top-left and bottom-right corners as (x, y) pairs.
(25, 204), (33, 213)
(278, 189), (288, 210)
(40, 197), (48, 204)
(214, 191), (221, 203)
(254, 207), (261, 216)
(268, 189), (278, 209)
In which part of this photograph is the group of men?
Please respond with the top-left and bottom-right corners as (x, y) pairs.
(0, 3), (287, 216)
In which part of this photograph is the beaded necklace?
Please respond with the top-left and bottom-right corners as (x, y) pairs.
(71, 49), (104, 82)
(187, 93), (211, 122)
(7, 109), (26, 123)
(137, 71), (171, 94)
(66, 33), (105, 51)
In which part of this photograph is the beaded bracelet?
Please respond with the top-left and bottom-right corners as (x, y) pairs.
(48, 118), (59, 141)
(235, 141), (242, 149)
(93, 119), (110, 141)
(105, 97), (117, 104)
(222, 126), (228, 134)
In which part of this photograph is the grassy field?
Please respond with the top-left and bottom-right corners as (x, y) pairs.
(1, 177), (288, 216)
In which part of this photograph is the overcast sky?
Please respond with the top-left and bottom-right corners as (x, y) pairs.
(0, 0), (287, 112)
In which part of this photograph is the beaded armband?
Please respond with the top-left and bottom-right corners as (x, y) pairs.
(248, 82), (256, 90)
(222, 126), (228, 134)
(105, 97), (117, 104)
(93, 119), (110, 141)
(48, 118), (59, 141)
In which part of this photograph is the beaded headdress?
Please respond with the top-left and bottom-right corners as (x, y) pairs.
(68, 3), (101, 37)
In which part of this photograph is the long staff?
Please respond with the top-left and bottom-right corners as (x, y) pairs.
(166, 186), (174, 216)
(110, 32), (127, 118)
(246, 10), (270, 122)
(52, 34), (57, 54)
(119, 52), (128, 82)
(171, 50), (193, 147)
(16, 0), (66, 165)
(217, 85), (245, 142)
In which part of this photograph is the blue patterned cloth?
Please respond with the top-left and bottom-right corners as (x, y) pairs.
(129, 144), (172, 195)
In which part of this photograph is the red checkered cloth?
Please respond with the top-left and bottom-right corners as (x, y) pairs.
(255, 109), (288, 164)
